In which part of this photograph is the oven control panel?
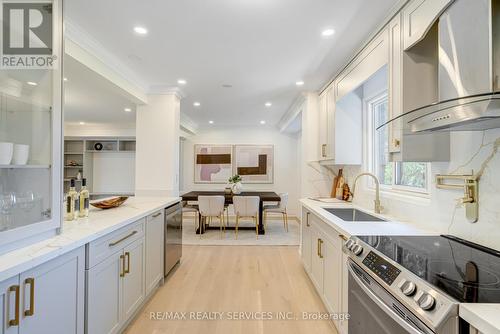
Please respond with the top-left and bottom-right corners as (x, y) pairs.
(362, 251), (401, 285)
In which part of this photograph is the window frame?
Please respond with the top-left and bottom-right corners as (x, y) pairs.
(364, 91), (431, 195)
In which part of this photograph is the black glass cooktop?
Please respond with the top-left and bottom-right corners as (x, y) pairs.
(357, 235), (500, 303)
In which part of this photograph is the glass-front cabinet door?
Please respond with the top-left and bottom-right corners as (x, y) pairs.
(0, 0), (63, 252)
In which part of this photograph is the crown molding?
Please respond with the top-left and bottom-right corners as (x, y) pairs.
(65, 20), (149, 104)
(180, 113), (199, 135)
(277, 93), (307, 133)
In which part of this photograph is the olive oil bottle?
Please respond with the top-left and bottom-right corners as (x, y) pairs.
(65, 179), (78, 220)
(79, 178), (90, 218)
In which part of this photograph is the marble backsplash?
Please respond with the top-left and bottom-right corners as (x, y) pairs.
(304, 129), (500, 251)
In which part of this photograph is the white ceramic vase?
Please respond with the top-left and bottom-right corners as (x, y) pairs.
(0, 142), (13, 165)
(231, 182), (243, 194)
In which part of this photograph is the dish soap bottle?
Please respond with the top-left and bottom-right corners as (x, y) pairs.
(79, 178), (90, 218)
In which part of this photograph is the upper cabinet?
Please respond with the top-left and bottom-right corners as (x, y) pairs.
(402, 0), (454, 50)
(0, 0), (63, 253)
(318, 86), (335, 161)
(388, 14), (403, 154)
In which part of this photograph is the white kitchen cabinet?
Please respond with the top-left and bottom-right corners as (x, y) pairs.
(86, 219), (146, 334)
(322, 235), (343, 329)
(318, 86), (335, 161)
(87, 251), (122, 334)
(0, 0), (63, 255)
(301, 211), (312, 273)
(0, 247), (84, 334)
(402, 0), (453, 50)
(301, 209), (349, 334)
(310, 226), (324, 293)
(18, 248), (85, 334)
(0, 276), (19, 334)
(388, 13), (403, 154)
(145, 210), (164, 296)
(122, 238), (145, 322)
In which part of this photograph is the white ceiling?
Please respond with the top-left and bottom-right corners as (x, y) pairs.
(65, 0), (399, 128)
(64, 56), (137, 125)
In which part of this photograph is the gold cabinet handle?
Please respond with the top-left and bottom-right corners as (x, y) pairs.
(24, 278), (35, 317)
(339, 234), (348, 241)
(393, 138), (400, 147)
(306, 212), (310, 227)
(318, 239), (323, 259)
(109, 230), (137, 247)
(152, 212), (162, 218)
(120, 254), (125, 277)
(8, 285), (20, 327)
(124, 252), (131, 275)
(317, 239), (320, 257)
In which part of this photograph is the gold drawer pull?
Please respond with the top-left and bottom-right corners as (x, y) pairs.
(120, 254), (125, 277)
(109, 230), (138, 247)
(393, 138), (400, 147)
(318, 239), (324, 259)
(8, 285), (20, 327)
(339, 234), (348, 241)
(152, 212), (162, 218)
(124, 252), (131, 275)
(306, 212), (310, 227)
(24, 278), (35, 317)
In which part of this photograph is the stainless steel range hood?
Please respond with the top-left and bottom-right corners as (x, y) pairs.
(383, 0), (500, 134)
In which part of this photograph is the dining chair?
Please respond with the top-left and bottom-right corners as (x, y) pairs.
(263, 193), (289, 232)
(233, 196), (260, 239)
(182, 202), (199, 228)
(198, 195), (226, 238)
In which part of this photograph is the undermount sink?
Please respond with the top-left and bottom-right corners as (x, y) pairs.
(323, 208), (386, 222)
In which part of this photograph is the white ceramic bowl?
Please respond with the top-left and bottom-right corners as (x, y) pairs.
(0, 142), (13, 165)
(12, 144), (29, 165)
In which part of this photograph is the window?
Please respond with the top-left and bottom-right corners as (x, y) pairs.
(368, 93), (428, 193)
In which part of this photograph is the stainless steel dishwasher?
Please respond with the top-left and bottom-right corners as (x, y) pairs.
(164, 202), (182, 276)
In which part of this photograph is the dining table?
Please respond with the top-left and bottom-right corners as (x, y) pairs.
(181, 191), (281, 235)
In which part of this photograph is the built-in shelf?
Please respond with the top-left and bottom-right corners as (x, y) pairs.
(64, 165), (83, 169)
(64, 152), (84, 155)
(0, 164), (51, 169)
(64, 178), (83, 182)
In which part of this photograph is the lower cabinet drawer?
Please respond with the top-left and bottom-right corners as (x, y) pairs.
(87, 219), (145, 269)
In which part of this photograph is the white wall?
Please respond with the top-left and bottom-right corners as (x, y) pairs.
(92, 152), (135, 193)
(181, 126), (300, 216)
(135, 94), (180, 197)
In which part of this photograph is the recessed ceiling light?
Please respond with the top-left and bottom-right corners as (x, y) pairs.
(133, 26), (148, 35)
(124, 108), (132, 112)
(63, 77), (68, 82)
(295, 81), (305, 86)
(177, 79), (187, 85)
(222, 84), (233, 88)
(79, 122), (85, 125)
(193, 102), (201, 107)
(260, 120), (266, 125)
(321, 28), (335, 37)
(27, 81), (37, 86)
(209, 120), (214, 124)
(265, 102), (272, 107)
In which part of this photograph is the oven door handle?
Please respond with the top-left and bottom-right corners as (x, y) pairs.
(347, 261), (428, 334)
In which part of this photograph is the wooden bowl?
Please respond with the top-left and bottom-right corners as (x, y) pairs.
(90, 196), (129, 209)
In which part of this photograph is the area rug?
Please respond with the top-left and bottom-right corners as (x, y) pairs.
(182, 214), (300, 246)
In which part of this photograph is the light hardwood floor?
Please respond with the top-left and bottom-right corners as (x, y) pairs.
(125, 245), (338, 334)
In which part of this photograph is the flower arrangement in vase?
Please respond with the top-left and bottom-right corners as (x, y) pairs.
(228, 174), (243, 194)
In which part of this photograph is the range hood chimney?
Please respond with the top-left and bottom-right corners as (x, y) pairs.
(383, 0), (500, 133)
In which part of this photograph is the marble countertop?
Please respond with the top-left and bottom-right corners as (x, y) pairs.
(0, 196), (180, 282)
(300, 198), (438, 237)
(460, 304), (500, 334)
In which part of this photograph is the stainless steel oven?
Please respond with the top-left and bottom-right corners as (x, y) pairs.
(344, 236), (460, 334)
(348, 259), (435, 334)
